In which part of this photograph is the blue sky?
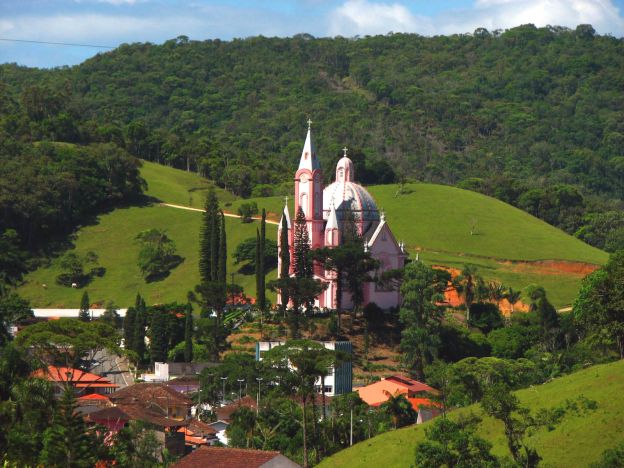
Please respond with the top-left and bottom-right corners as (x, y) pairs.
(1, 0), (623, 68)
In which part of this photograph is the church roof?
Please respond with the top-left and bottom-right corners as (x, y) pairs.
(279, 203), (291, 229)
(298, 124), (320, 172)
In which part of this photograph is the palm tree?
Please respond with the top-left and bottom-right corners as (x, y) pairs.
(487, 281), (506, 308)
(381, 390), (417, 429)
(505, 287), (522, 313)
(453, 264), (480, 321)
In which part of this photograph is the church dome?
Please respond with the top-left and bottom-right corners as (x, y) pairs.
(323, 181), (380, 223)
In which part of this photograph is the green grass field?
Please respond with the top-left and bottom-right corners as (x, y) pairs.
(320, 360), (624, 468)
(18, 204), (276, 308)
(18, 163), (607, 307)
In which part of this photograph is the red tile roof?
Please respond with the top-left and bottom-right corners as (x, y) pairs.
(33, 366), (118, 388)
(172, 447), (290, 468)
(356, 375), (437, 407)
(78, 393), (111, 402)
(110, 383), (193, 406)
(215, 396), (258, 422)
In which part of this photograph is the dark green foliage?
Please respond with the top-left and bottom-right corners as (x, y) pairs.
(257, 209), (267, 312)
(101, 301), (121, 329)
(399, 261), (450, 380)
(132, 295), (147, 363)
(56, 251), (102, 288)
(293, 207), (312, 279)
(468, 302), (504, 334)
(0, 293), (33, 346)
(123, 306), (136, 350)
(574, 250), (624, 359)
(199, 187), (219, 283)
(135, 228), (183, 281)
(575, 211), (624, 253)
(78, 291), (90, 322)
(0, 229), (26, 288)
(39, 387), (97, 467)
(184, 303), (193, 363)
(149, 307), (169, 363)
(591, 442), (624, 468)
(488, 325), (539, 359)
(438, 324), (491, 362)
(380, 391), (417, 429)
(234, 237), (278, 272)
(279, 214), (290, 308)
(109, 421), (162, 467)
(218, 211), (227, 285)
(415, 415), (498, 467)
(238, 202), (259, 223)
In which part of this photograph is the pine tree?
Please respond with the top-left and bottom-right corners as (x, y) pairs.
(39, 387), (97, 467)
(279, 214), (291, 307)
(123, 306), (136, 352)
(293, 207), (312, 279)
(200, 186), (219, 283)
(255, 228), (261, 304)
(184, 303), (193, 363)
(78, 291), (90, 322)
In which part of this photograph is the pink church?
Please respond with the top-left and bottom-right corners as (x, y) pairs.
(277, 123), (407, 310)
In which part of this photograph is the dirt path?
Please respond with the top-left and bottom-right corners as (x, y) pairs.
(160, 202), (280, 225)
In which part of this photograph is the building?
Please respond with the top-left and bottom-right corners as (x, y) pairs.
(256, 341), (352, 396)
(278, 122), (407, 310)
(141, 361), (215, 384)
(356, 375), (441, 424)
(172, 446), (301, 468)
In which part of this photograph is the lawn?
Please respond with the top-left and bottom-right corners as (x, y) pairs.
(320, 359), (624, 468)
(18, 204), (276, 307)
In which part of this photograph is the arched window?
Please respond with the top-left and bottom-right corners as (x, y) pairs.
(300, 193), (308, 217)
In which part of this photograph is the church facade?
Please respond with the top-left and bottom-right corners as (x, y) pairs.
(277, 124), (407, 310)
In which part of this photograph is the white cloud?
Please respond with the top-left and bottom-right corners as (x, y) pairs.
(442, 0), (624, 35)
(327, 0), (624, 37)
(328, 0), (433, 36)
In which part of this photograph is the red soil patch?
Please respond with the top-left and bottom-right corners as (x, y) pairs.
(503, 260), (599, 277)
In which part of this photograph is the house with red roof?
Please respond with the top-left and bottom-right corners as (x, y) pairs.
(356, 375), (441, 423)
(172, 446), (300, 468)
(33, 366), (118, 397)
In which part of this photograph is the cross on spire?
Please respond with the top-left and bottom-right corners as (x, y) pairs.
(307, 118), (313, 129)
(283, 196), (289, 206)
(342, 147), (348, 157)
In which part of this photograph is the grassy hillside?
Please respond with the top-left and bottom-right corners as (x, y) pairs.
(229, 182), (608, 307)
(320, 360), (624, 468)
(18, 163), (606, 307)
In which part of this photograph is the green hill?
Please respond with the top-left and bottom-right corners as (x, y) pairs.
(320, 360), (624, 468)
(18, 163), (606, 308)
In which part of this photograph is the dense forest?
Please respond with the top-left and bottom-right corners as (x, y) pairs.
(1, 24), (624, 253)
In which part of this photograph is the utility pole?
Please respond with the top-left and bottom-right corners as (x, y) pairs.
(256, 377), (263, 415)
(221, 376), (228, 404)
(237, 378), (244, 400)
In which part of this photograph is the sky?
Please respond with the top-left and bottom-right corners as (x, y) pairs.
(1, 0), (624, 68)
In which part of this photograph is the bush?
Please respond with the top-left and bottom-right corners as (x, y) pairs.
(488, 325), (539, 359)
(468, 302), (504, 333)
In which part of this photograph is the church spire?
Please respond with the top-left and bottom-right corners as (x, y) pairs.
(326, 203), (339, 231)
(298, 119), (320, 171)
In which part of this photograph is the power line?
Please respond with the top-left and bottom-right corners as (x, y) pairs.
(0, 38), (114, 49)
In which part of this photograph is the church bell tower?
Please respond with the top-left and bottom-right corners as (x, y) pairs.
(294, 119), (324, 249)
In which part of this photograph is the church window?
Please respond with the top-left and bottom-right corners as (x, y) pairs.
(338, 167), (344, 181)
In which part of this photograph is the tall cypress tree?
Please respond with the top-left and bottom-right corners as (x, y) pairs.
(293, 207), (312, 278)
(150, 308), (168, 364)
(279, 213), (291, 308)
(255, 228), (261, 305)
(184, 303), (193, 363)
(123, 306), (136, 351)
(78, 291), (90, 322)
(200, 187), (219, 283)
(218, 211), (227, 285)
(258, 208), (266, 311)
(133, 296), (147, 364)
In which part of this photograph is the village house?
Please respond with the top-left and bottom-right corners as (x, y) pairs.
(172, 446), (301, 468)
(33, 365), (118, 397)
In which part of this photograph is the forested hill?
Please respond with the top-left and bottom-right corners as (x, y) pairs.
(1, 25), (624, 249)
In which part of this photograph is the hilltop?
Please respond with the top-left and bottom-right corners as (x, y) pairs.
(18, 162), (606, 308)
(320, 359), (624, 467)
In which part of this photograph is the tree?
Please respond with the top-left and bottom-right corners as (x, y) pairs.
(56, 251), (100, 288)
(0, 292), (33, 346)
(101, 301), (121, 328)
(293, 207), (312, 279)
(123, 306), (136, 351)
(218, 211), (227, 285)
(233, 237), (278, 271)
(505, 287), (522, 313)
(399, 261), (450, 380)
(237, 202), (259, 223)
(0, 229), (26, 288)
(574, 250), (624, 359)
(199, 186), (220, 283)
(528, 285), (560, 351)
(278, 214), (292, 310)
(39, 387), (98, 467)
(381, 390), (417, 429)
(184, 303), (193, 363)
(256, 209), (267, 313)
(263, 340), (343, 468)
(14, 318), (119, 369)
(135, 228), (183, 281)
(415, 415), (498, 467)
(78, 291), (91, 322)
(453, 265), (483, 321)
(481, 383), (542, 467)
(132, 295), (147, 364)
(150, 307), (170, 364)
